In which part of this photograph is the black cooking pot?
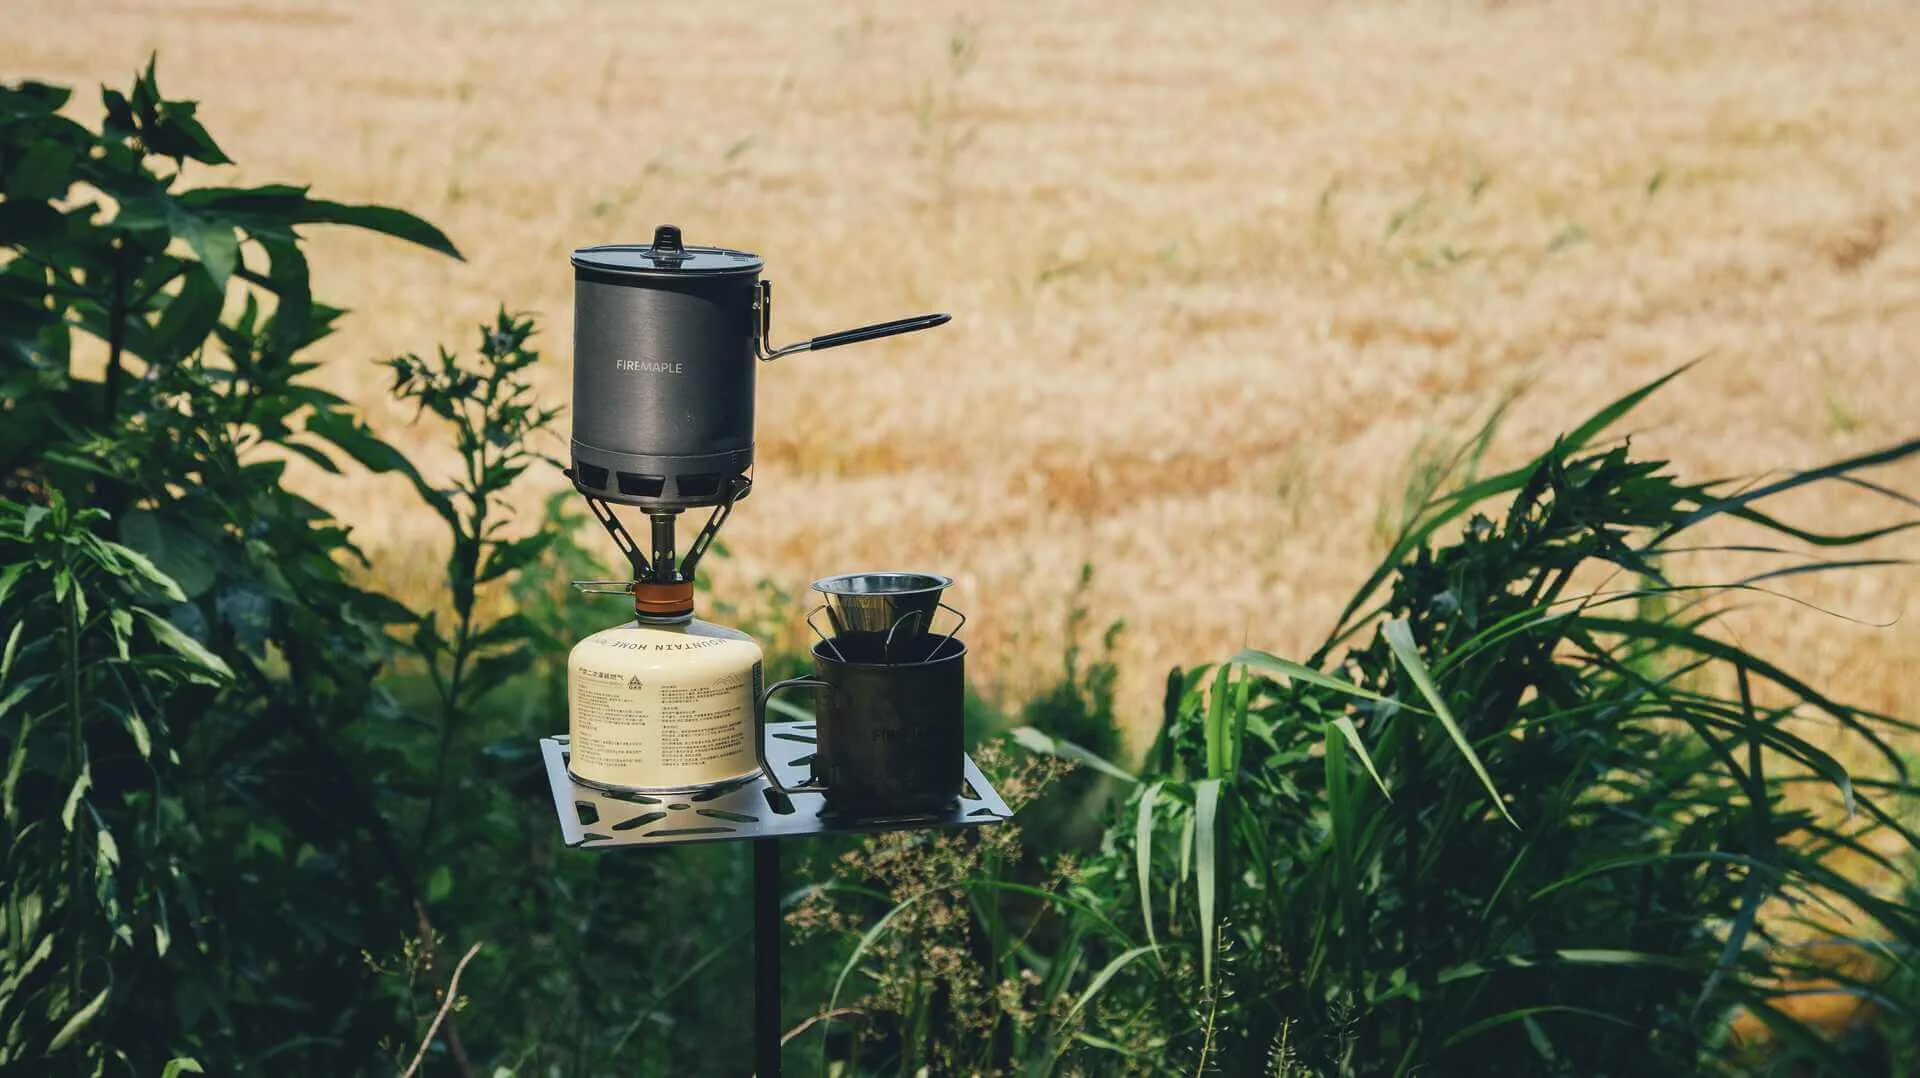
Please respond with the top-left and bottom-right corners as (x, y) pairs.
(569, 225), (950, 509)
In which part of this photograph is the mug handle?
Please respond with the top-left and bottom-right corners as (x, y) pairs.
(756, 676), (829, 796)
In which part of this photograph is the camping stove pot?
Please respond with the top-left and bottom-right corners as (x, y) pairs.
(569, 225), (950, 509)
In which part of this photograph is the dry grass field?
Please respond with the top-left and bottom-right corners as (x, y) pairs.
(9, 0), (1919, 753)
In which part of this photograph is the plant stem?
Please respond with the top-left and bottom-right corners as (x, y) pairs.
(400, 941), (482, 1078)
(102, 236), (129, 425)
(62, 551), (85, 1018)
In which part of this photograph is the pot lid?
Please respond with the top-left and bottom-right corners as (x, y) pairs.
(571, 225), (763, 278)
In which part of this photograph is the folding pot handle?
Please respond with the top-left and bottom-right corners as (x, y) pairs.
(756, 279), (951, 362)
(756, 676), (829, 797)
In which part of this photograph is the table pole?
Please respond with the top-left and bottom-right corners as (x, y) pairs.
(753, 838), (782, 1077)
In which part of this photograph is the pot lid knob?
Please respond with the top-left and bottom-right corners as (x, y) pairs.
(649, 224), (685, 265)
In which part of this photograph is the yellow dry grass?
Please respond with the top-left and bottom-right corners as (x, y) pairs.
(9, 0), (1918, 754)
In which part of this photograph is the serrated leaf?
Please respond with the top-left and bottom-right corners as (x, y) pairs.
(47, 985), (110, 1051)
(166, 200), (239, 290)
(1382, 618), (1516, 827)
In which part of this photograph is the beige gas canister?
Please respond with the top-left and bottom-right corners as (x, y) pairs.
(566, 597), (765, 792)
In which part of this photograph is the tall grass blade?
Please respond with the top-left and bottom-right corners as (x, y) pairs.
(1195, 778), (1223, 986)
(1205, 665), (1230, 780)
(1323, 724), (1358, 986)
(1329, 716), (1390, 799)
(1232, 649), (1407, 708)
(1382, 618), (1516, 827)
(1439, 1005), (1638, 1047)
(1135, 782), (1163, 959)
(1229, 665), (1251, 778)
(1009, 725), (1137, 784)
(1062, 945), (1161, 1027)
(1651, 436), (1920, 546)
(822, 893), (923, 1071)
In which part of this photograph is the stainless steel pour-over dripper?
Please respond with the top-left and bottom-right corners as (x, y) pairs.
(806, 571), (965, 664)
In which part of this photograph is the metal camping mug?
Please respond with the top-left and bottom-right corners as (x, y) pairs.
(756, 636), (966, 816)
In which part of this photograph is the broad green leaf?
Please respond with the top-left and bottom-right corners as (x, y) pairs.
(0, 933), (52, 1000)
(119, 511), (217, 599)
(1135, 782), (1163, 958)
(5, 140), (73, 201)
(303, 410), (418, 476)
(119, 707), (152, 757)
(1008, 726), (1136, 784)
(427, 864), (454, 903)
(479, 534), (553, 583)
(22, 504), (49, 538)
(104, 542), (187, 603)
(1195, 778), (1223, 985)
(177, 185), (461, 258)
(0, 562), (27, 606)
(281, 439), (342, 475)
(47, 985), (110, 1051)
(161, 1058), (204, 1077)
(107, 607), (133, 661)
(131, 608), (232, 680)
(166, 199), (239, 290)
(1382, 618), (1516, 827)
(1063, 945), (1161, 1026)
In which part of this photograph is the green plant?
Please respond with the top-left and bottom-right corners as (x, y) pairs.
(787, 743), (1163, 1077)
(1031, 367), (1919, 1075)
(1, 59), (467, 1074)
(0, 491), (231, 1074)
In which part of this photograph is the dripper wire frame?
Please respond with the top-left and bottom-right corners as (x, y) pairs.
(806, 602), (967, 666)
(882, 604), (967, 664)
(805, 606), (846, 662)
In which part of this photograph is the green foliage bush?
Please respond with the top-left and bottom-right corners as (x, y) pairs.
(1008, 377), (1920, 1076)
(0, 62), (763, 1076)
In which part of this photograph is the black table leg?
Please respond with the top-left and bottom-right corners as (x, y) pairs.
(753, 838), (781, 1077)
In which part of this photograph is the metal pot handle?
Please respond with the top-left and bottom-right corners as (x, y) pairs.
(756, 676), (829, 797)
(756, 280), (951, 362)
